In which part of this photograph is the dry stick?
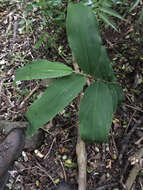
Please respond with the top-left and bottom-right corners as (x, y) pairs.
(36, 162), (56, 186)
(125, 147), (143, 190)
(72, 55), (87, 190)
(44, 137), (56, 159)
(59, 158), (67, 182)
(135, 136), (143, 145)
(124, 110), (137, 134)
(19, 85), (39, 108)
(119, 116), (143, 164)
(93, 182), (118, 190)
(118, 124), (136, 164)
(123, 103), (143, 113)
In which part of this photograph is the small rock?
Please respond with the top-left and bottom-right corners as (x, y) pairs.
(22, 151), (28, 162)
(62, 155), (67, 160)
(105, 145), (110, 152)
(95, 147), (100, 152)
(106, 173), (110, 178)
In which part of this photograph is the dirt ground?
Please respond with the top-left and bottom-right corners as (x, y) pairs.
(0, 1), (143, 190)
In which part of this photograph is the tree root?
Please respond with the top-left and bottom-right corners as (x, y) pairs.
(0, 120), (27, 134)
(0, 120), (45, 152)
(0, 128), (25, 189)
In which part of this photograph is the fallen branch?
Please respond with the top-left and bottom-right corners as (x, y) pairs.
(19, 85), (39, 109)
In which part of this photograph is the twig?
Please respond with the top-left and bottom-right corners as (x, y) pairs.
(13, 16), (18, 40)
(124, 111), (137, 134)
(120, 161), (130, 187)
(135, 136), (143, 145)
(93, 182), (118, 190)
(125, 148), (143, 190)
(19, 85), (39, 108)
(118, 125), (137, 164)
(6, 12), (14, 34)
(0, 78), (4, 103)
(36, 162), (56, 186)
(59, 158), (67, 182)
(44, 137), (56, 159)
(139, 178), (143, 189)
(123, 103), (143, 113)
(119, 116), (143, 164)
(111, 129), (118, 155)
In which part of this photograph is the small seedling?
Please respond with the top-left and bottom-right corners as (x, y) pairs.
(15, 2), (123, 142)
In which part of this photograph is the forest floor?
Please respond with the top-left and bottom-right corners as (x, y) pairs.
(0, 1), (143, 190)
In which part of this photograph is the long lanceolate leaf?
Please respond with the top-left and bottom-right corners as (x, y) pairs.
(98, 12), (117, 31)
(108, 83), (124, 112)
(129, 0), (140, 12)
(66, 3), (115, 82)
(100, 7), (124, 20)
(15, 60), (73, 81)
(79, 81), (113, 143)
(26, 74), (86, 136)
(136, 6), (143, 29)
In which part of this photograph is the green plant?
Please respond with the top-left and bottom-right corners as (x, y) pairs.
(23, 0), (66, 49)
(19, 19), (33, 34)
(121, 0), (143, 31)
(83, 0), (125, 30)
(136, 6), (143, 29)
(31, 0), (65, 26)
(129, 0), (140, 12)
(15, 2), (123, 142)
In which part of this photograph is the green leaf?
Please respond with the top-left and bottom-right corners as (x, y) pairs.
(79, 81), (113, 143)
(98, 12), (117, 31)
(102, 0), (112, 8)
(129, 0), (140, 12)
(66, 3), (115, 81)
(19, 19), (25, 25)
(98, 46), (116, 82)
(34, 39), (43, 49)
(26, 74), (86, 136)
(15, 60), (73, 81)
(136, 6), (143, 29)
(64, 160), (77, 168)
(100, 7), (124, 20)
(108, 83), (123, 112)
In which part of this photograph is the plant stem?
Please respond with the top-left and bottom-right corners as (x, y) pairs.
(72, 54), (87, 190)
(76, 128), (87, 190)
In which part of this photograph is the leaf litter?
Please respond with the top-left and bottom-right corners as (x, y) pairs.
(0, 0), (143, 190)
